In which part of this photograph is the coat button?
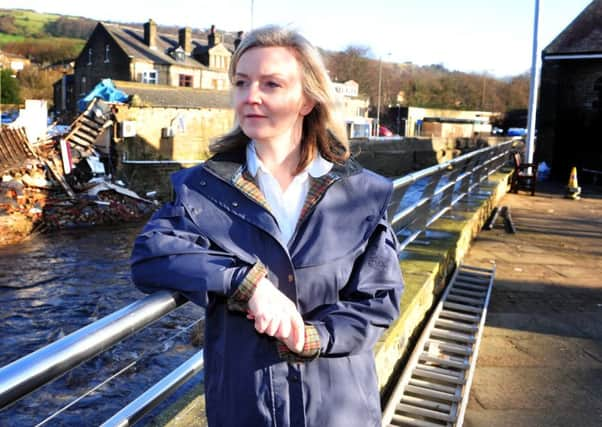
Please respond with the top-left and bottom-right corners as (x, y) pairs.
(232, 201), (239, 207)
(288, 274), (294, 283)
(199, 180), (206, 186)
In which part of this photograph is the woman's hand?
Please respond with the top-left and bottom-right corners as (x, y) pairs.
(248, 278), (305, 353)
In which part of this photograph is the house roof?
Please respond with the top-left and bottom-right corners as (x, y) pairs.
(102, 22), (235, 69)
(113, 80), (232, 109)
(544, 1), (602, 55)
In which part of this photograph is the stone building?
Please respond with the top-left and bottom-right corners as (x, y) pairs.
(109, 80), (234, 197)
(55, 20), (234, 114)
(0, 50), (30, 74)
(332, 80), (372, 138)
(538, 0), (602, 179)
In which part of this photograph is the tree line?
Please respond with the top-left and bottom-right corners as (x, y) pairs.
(323, 46), (530, 113)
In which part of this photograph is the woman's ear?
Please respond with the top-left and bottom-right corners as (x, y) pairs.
(300, 98), (316, 116)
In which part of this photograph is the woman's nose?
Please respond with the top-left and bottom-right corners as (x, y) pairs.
(244, 83), (261, 104)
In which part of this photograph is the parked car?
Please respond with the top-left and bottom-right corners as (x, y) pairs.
(379, 125), (394, 136)
(507, 127), (528, 137)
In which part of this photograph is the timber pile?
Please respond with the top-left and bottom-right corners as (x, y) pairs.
(0, 102), (154, 247)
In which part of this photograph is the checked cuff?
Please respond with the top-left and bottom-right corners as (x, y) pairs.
(277, 324), (321, 363)
(227, 262), (267, 313)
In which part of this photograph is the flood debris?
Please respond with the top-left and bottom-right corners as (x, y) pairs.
(0, 98), (156, 247)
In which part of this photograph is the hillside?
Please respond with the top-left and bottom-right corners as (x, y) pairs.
(0, 8), (62, 37)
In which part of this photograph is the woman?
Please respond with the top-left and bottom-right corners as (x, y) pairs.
(131, 25), (403, 427)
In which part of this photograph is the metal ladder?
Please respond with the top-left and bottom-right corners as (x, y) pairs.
(382, 264), (495, 427)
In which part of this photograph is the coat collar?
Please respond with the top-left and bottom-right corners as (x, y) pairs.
(201, 144), (364, 249)
(203, 144), (364, 184)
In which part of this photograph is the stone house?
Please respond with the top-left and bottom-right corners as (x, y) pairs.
(332, 80), (373, 138)
(538, 0), (602, 179)
(0, 50), (31, 74)
(108, 80), (234, 197)
(55, 20), (235, 114)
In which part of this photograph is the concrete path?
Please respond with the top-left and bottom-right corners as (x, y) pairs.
(463, 182), (602, 427)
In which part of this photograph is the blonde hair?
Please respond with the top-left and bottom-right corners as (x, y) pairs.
(210, 25), (350, 173)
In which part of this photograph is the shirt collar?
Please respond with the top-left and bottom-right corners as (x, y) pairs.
(245, 141), (333, 179)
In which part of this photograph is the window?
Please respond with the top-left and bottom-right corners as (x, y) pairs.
(81, 76), (87, 95)
(211, 54), (227, 70)
(142, 70), (158, 84)
(104, 45), (110, 63)
(87, 48), (93, 65)
(179, 74), (193, 87)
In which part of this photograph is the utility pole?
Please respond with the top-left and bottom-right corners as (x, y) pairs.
(526, 0), (540, 163)
(481, 72), (487, 110)
(376, 57), (383, 137)
(375, 52), (391, 136)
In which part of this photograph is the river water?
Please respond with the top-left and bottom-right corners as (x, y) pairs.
(0, 222), (204, 426)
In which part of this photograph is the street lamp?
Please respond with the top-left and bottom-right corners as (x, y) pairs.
(525, 0), (540, 164)
(250, 0), (255, 29)
(375, 52), (391, 136)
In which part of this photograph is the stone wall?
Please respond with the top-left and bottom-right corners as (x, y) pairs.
(113, 105), (234, 198)
(538, 58), (602, 179)
(351, 136), (502, 178)
(115, 134), (503, 200)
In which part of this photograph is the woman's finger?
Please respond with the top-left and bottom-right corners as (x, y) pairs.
(275, 316), (291, 341)
(254, 314), (269, 334)
(289, 312), (305, 353)
(264, 315), (280, 336)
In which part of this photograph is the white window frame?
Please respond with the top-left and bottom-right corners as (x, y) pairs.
(87, 48), (93, 65)
(81, 76), (87, 95)
(104, 45), (110, 63)
(142, 70), (158, 84)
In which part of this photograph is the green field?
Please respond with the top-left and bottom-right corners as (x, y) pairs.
(0, 33), (25, 45)
(0, 8), (61, 37)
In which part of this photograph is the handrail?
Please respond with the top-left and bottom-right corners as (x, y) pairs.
(0, 291), (186, 410)
(101, 350), (204, 427)
(388, 139), (515, 250)
(0, 139), (517, 424)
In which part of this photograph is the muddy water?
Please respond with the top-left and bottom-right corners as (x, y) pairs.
(0, 222), (204, 426)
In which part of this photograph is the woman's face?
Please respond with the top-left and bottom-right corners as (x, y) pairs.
(233, 46), (315, 146)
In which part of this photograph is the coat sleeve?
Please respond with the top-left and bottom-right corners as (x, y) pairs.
(130, 200), (265, 308)
(305, 213), (404, 357)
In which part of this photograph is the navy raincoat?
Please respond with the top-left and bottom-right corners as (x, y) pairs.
(131, 147), (404, 427)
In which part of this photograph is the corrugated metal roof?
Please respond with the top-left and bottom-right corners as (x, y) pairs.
(113, 80), (232, 109)
(544, 1), (602, 55)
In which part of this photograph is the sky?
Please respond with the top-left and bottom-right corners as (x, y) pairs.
(2, 0), (594, 77)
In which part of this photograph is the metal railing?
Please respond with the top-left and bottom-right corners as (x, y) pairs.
(0, 139), (517, 425)
(388, 139), (515, 250)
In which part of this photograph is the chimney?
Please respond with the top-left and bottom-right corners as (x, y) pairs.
(208, 24), (221, 47)
(179, 27), (192, 54)
(144, 19), (157, 49)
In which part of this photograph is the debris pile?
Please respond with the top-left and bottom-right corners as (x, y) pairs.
(0, 99), (155, 247)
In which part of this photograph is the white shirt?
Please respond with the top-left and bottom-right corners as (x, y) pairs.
(246, 141), (333, 244)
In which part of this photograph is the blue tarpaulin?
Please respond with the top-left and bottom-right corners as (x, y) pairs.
(77, 79), (129, 112)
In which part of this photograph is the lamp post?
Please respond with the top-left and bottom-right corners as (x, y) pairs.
(250, 0), (255, 29)
(375, 52), (391, 136)
(525, 0), (540, 164)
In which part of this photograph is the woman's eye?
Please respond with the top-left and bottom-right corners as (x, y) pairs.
(234, 80), (246, 87)
(266, 81), (281, 88)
